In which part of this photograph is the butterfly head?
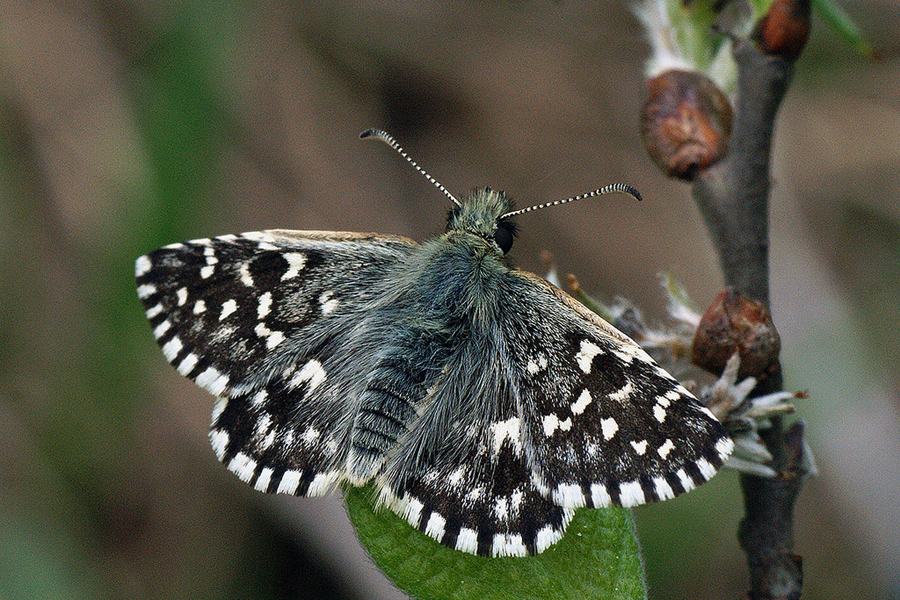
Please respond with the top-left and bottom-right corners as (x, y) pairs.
(447, 187), (519, 255)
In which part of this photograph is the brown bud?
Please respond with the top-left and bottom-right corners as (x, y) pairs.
(752, 0), (811, 60)
(640, 69), (732, 180)
(692, 288), (780, 379)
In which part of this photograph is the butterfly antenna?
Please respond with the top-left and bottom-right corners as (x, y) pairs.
(501, 183), (642, 219)
(360, 129), (461, 208)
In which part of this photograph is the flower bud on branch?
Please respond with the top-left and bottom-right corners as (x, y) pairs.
(641, 69), (732, 179)
(692, 287), (781, 380)
(752, 0), (812, 60)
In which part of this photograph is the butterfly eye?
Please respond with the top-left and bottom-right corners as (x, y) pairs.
(493, 220), (517, 254)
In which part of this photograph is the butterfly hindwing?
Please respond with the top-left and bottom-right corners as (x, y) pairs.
(503, 272), (734, 509)
(376, 331), (573, 557)
(136, 230), (416, 494)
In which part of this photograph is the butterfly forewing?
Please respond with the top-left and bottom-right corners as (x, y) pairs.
(136, 230), (416, 494)
(503, 273), (734, 509)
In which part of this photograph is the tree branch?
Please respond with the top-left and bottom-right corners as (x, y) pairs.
(691, 32), (806, 600)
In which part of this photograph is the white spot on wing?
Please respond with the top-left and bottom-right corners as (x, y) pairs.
(535, 524), (563, 554)
(145, 304), (163, 319)
(601, 417), (619, 440)
(653, 403), (667, 423)
(301, 427), (320, 444)
(492, 534), (528, 557)
(542, 413), (560, 437)
(510, 488), (524, 513)
(696, 458), (717, 480)
(239, 262), (254, 286)
(220, 299), (237, 320)
(228, 452), (257, 482)
(542, 413), (572, 436)
(308, 471), (340, 496)
(619, 480), (646, 507)
(276, 470), (302, 495)
(135, 255), (152, 277)
(630, 439), (648, 455)
(162, 336), (183, 361)
(281, 252), (307, 280)
(575, 340), (602, 374)
(257, 292), (272, 319)
(699, 406), (717, 420)
(608, 381), (633, 402)
(196, 367), (229, 395)
(526, 354), (548, 375)
(591, 483), (612, 507)
(465, 486), (485, 503)
(400, 495), (424, 525)
(211, 397), (228, 425)
(490, 417), (521, 454)
(255, 467), (273, 491)
(289, 359), (326, 392)
(137, 283), (156, 299)
(455, 527), (479, 554)
(259, 428), (277, 451)
(200, 265), (215, 279)
(254, 414), (273, 440)
(493, 497), (509, 520)
(571, 389), (592, 415)
(658, 438), (675, 459)
(254, 322), (285, 349)
(425, 512), (446, 540)
(153, 319), (171, 339)
(653, 477), (676, 500)
(612, 342), (654, 365)
(177, 352), (198, 376)
(192, 300), (206, 314)
(319, 291), (339, 315)
(209, 429), (229, 460)
(716, 436), (734, 461)
(553, 483), (586, 508)
(252, 390), (268, 407)
(448, 466), (466, 487)
(176, 287), (188, 306)
(676, 468), (696, 492)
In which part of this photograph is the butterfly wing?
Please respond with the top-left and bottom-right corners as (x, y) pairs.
(376, 330), (574, 557)
(502, 272), (734, 509)
(136, 230), (416, 494)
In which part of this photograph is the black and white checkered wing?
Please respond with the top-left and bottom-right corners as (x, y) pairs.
(376, 333), (573, 558)
(135, 230), (415, 494)
(504, 272), (734, 510)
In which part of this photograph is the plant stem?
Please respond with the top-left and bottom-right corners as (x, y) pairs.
(692, 37), (805, 600)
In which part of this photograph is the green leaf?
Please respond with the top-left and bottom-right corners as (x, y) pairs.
(812, 0), (876, 58)
(345, 485), (645, 600)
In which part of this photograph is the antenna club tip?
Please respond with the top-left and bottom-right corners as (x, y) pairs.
(359, 129), (378, 139)
(628, 186), (643, 202)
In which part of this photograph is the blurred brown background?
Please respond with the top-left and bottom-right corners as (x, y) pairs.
(1, 1), (899, 598)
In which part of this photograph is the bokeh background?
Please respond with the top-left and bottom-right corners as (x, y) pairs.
(2, 1), (899, 599)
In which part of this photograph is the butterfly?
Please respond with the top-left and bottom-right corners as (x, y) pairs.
(135, 129), (733, 557)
